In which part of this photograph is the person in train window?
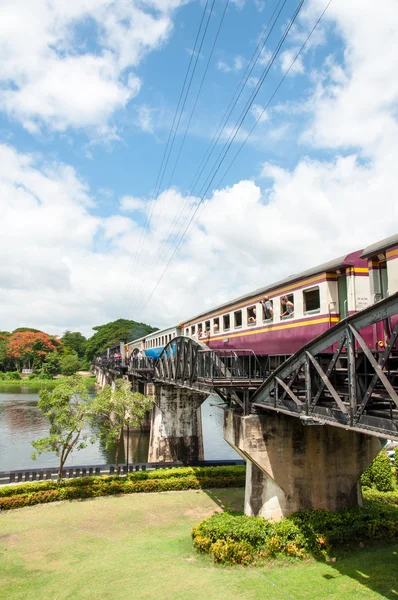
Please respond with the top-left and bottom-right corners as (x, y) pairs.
(281, 296), (294, 317)
(198, 327), (203, 338)
(213, 322), (219, 332)
(248, 307), (256, 323)
(261, 296), (274, 319)
(205, 327), (211, 339)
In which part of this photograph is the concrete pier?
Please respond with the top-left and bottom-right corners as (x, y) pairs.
(148, 384), (206, 463)
(224, 410), (382, 521)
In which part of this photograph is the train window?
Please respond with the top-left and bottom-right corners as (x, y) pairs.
(281, 294), (294, 318)
(303, 287), (320, 313)
(223, 314), (230, 331)
(234, 310), (242, 328)
(191, 326), (195, 336)
(204, 320), (211, 338)
(213, 317), (220, 333)
(247, 306), (256, 326)
(185, 328), (189, 336)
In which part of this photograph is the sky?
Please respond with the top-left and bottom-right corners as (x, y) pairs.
(1, 0), (398, 338)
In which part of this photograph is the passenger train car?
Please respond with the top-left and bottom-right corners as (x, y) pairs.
(127, 325), (181, 360)
(126, 234), (398, 359)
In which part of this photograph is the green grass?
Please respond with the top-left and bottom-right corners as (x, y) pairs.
(1, 489), (397, 600)
(0, 376), (96, 392)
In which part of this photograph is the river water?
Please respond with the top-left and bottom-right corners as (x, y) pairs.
(0, 389), (238, 471)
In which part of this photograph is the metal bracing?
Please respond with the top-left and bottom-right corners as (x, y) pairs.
(251, 292), (398, 440)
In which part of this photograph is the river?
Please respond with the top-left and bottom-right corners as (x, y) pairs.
(0, 389), (238, 471)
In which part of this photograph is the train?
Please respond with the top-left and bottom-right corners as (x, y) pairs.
(126, 233), (398, 360)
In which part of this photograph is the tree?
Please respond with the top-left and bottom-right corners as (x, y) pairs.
(84, 319), (157, 362)
(60, 351), (81, 376)
(91, 379), (153, 469)
(0, 332), (12, 372)
(61, 331), (87, 359)
(42, 351), (61, 376)
(31, 376), (92, 478)
(6, 331), (59, 371)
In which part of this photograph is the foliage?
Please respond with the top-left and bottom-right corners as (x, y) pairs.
(42, 351), (60, 376)
(31, 376), (93, 478)
(12, 327), (43, 333)
(361, 448), (394, 492)
(192, 490), (398, 565)
(91, 379), (153, 468)
(6, 331), (59, 371)
(61, 331), (87, 358)
(0, 465), (246, 510)
(60, 350), (81, 375)
(4, 370), (22, 380)
(395, 446), (398, 472)
(84, 318), (157, 362)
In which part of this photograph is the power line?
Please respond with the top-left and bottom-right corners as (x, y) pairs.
(134, 0), (288, 300)
(121, 0), (211, 307)
(129, 0), (230, 315)
(136, 0), (332, 319)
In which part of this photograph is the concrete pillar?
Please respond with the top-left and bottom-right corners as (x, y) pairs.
(148, 384), (206, 463)
(224, 410), (382, 521)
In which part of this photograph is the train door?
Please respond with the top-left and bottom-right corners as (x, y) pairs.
(375, 261), (390, 345)
(338, 272), (348, 319)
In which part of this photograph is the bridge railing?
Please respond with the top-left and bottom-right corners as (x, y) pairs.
(128, 356), (155, 373)
(0, 459), (245, 486)
(197, 349), (267, 385)
(94, 357), (126, 370)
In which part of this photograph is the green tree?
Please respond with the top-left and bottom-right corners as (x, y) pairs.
(31, 376), (92, 478)
(0, 332), (12, 371)
(61, 331), (87, 359)
(84, 319), (157, 362)
(91, 379), (153, 469)
(42, 351), (61, 376)
(60, 351), (81, 376)
(361, 448), (393, 492)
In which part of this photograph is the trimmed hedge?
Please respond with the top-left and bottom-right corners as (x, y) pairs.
(192, 489), (398, 565)
(0, 466), (246, 510)
(360, 449), (394, 492)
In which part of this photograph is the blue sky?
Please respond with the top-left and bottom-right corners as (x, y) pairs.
(0, 0), (397, 336)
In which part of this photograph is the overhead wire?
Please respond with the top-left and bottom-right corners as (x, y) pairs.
(136, 0), (333, 319)
(132, 0), (288, 306)
(126, 0), (230, 316)
(121, 0), (211, 307)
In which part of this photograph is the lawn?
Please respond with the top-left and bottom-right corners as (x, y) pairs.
(0, 488), (397, 600)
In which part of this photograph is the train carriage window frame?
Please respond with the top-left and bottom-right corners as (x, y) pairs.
(280, 293), (294, 319)
(303, 286), (320, 315)
(223, 314), (230, 331)
(247, 305), (256, 326)
(234, 310), (242, 329)
(213, 317), (220, 334)
(191, 326), (195, 336)
(185, 328), (189, 336)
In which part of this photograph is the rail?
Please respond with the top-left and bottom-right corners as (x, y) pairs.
(251, 292), (398, 440)
(0, 459), (245, 486)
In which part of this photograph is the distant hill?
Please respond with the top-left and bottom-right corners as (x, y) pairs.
(84, 318), (158, 361)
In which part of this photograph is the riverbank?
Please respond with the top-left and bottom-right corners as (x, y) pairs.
(1, 488), (397, 600)
(0, 375), (96, 392)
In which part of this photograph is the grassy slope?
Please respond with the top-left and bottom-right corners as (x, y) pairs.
(1, 489), (397, 600)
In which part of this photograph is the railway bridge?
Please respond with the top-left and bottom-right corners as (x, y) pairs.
(94, 293), (398, 520)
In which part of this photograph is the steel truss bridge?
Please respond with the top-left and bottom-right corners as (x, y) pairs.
(97, 293), (398, 441)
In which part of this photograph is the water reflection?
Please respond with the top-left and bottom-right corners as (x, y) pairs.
(0, 389), (238, 471)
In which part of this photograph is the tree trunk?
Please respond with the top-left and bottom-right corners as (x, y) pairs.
(114, 430), (122, 472)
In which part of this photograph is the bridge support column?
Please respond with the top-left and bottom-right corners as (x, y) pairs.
(224, 410), (382, 521)
(148, 385), (205, 463)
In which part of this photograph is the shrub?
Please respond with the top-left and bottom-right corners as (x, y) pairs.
(0, 465), (245, 510)
(28, 373), (37, 379)
(361, 449), (393, 492)
(191, 490), (398, 565)
(395, 447), (398, 472)
(5, 371), (22, 380)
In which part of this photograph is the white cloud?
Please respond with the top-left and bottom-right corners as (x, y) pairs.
(217, 55), (244, 73)
(0, 0), (186, 136)
(120, 195), (146, 212)
(2, 1), (398, 336)
(280, 49), (304, 76)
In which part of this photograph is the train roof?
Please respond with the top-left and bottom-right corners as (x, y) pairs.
(182, 250), (362, 324)
(360, 233), (398, 258)
(126, 324), (178, 345)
